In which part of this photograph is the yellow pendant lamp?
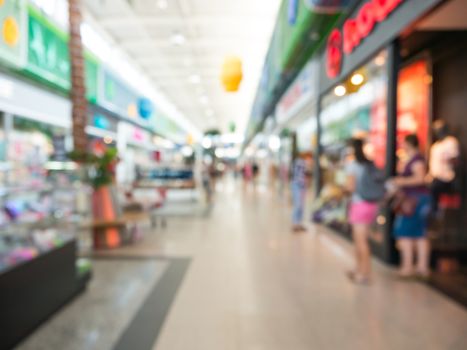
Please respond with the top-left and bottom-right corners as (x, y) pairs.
(221, 56), (243, 92)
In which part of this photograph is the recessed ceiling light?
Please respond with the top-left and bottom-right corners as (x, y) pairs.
(199, 95), (209, 105)
(170, 33), (186, 46)
(157, 0), (168, 10)
(334, 85), (346, 97)
(188, 74), (201, 84)
(183, 58), (193, 67)
(350, 73), (364, 86)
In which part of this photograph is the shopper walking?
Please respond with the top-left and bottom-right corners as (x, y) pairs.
(345, 139), (384, 285)
(201, 163), (213, 204)
(242, 162), (253, 190)
(291, 153), (308, 233)
(390, 134), (431, 278)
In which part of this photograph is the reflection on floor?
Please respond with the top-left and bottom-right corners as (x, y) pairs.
(14, 179), (467, 350)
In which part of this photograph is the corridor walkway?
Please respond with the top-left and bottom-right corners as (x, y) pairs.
(152, 181), (467, 350)
(18, 180), (467, 350)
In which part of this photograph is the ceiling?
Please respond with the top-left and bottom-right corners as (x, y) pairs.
(417, 0), (467, 31)
(84, 0), (282, 138)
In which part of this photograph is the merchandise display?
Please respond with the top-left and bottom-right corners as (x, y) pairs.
(0, 115), (92, 349)
(136, 166), (196, 189)
(0, 228), (71, 274)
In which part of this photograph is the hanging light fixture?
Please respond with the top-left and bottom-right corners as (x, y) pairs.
(221, 56), (243, 92)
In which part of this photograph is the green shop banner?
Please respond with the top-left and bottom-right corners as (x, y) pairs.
(24, 4), (99, 102)
(245, 0), (346, 143)
(84, 52), (98, 103)
(0, 0), (27, 68)
(153, 113), (184, 140)
(26, 4), (70, 90)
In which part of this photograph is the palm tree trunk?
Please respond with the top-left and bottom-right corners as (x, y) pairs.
(68, 0), (87, 152)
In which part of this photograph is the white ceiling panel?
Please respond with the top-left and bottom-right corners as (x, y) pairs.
(85, 0), (281, 135)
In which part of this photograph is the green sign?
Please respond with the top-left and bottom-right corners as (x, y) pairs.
(154, 113), (184, 140)
(84, 52), (98, 103)
(23, 5), (99, 102)
(101, 69), (139, 118)
(26, 5), (70, 90)
(0, 0), (27, 68)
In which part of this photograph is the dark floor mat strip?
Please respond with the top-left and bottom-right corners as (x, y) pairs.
(86, 254), (175, 261)
(113, 258), (191, 350)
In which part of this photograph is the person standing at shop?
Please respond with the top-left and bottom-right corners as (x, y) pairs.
(242, 162), (253, 191)
(345, 139), (383, 285)
(429, 120), (461, 213)
(291, 153), (309, 233)
(390, 135), (431, 278)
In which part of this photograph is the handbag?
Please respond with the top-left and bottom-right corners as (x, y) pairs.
(388, 190), (418, 216)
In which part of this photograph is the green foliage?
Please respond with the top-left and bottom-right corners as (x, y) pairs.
(204, 129), (221, 136)
(68, 148), (118, 189)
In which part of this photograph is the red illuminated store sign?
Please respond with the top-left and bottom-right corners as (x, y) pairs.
(326, 0), (404, 78)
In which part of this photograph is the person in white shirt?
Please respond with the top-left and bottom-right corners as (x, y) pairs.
(429, 120), (461, 212)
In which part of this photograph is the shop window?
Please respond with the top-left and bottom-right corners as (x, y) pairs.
(314, 49), (388, 235)
(8, 117), (66, 188)
(321, 50), (388, 169)
(397, 60), (430, 160)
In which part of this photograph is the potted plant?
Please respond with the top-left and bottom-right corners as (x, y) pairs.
(69, 147), (121, 249)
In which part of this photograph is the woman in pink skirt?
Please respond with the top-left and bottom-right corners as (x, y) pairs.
(345, 139), (382, 285)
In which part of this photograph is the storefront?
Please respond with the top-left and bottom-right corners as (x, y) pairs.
(0, 72), (91, 348)
(118, 122), (155, 185)
(274, 59), (320, 191)
(313, 0), (467, 304)
(86, 105), (119, 147)
(0, 70), (73, 185)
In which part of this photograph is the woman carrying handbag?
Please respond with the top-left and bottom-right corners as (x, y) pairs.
(388, 134), (432, 279)
(345, 139), (385, 285)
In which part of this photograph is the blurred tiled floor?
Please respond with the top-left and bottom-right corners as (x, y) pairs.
(153, 180), (467, 350)
(15, 259), (169, 350)
(15, 179), (467, 350)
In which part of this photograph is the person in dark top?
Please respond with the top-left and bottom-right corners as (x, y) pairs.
(389, 134), (431, 278)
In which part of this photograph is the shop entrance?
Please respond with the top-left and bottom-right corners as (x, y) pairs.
(400, 0), (467, 305)
(431, 35), (467, 306)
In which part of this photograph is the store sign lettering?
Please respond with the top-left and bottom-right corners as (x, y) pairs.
(326, 0), (404, 78)
(326, 29), (343, 79)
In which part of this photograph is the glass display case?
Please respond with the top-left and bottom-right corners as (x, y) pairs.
(0, 115), (91, 274)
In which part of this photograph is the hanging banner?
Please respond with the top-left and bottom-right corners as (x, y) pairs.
(26, 5), (70, 90)
(85, 52), (99, 104)
(0, 0), (27, 68)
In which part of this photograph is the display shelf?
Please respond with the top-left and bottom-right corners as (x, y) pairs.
(0, 184), (54, 198)
(0, 239), (90, 350)
(0, 230), (74, 275)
